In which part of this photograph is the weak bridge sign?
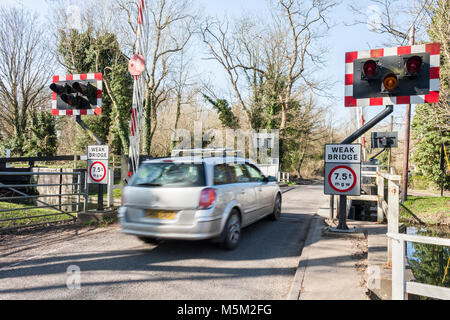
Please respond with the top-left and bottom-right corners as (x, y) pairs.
(324, 144), (361, 196)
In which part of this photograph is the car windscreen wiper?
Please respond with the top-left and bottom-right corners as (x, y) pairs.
(134, 182), (163, 187)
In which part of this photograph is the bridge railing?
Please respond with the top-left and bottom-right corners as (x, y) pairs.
(387, 232), (450, 300)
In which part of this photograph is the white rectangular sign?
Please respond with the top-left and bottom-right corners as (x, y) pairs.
(87, 145), (109, 160)
(87, 145), (109, 184)
(325, 144), (361, 163)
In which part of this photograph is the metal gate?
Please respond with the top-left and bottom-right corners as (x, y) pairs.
(0, 171), (87, 231)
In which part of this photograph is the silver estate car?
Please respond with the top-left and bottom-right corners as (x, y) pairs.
(118, 155), (281, 250)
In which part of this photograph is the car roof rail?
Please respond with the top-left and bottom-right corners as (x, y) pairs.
(171, 148), (244, 159)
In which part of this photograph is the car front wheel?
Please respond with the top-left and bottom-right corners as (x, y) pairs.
(268, 193), (281, 221)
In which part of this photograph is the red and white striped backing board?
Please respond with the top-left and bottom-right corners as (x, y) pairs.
(51, 73), (103, 116)
(345, 43), (440, 107)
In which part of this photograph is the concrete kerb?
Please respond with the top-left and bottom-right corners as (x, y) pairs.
(287, 201), (367, 300)
(286, 212), (321, 300)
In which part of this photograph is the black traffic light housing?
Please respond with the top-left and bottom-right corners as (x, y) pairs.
(353, 53), (430, 99)
(50, 80), (99, 110)
(371, 132), (398, 149)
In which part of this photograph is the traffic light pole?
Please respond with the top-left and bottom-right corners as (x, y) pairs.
(369, 147), (387, 161)
(75, 116), (104, 145)
(401, 25), (415, 204)
(337, 105), (394, 230)
(75, 115), (105, 211)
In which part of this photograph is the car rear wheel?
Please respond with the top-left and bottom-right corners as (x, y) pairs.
(220, 210), (241, 250)
(137, 236), (161, 245)
(268, 193), (282, 221)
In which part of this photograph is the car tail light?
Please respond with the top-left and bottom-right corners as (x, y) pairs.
(199, 188), (217, 209)
(383, 74), (398, 91)
(406, 56), (422, 74)
(363, 60), (377, 78)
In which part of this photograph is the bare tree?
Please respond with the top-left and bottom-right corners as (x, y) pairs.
(200, 18), (254, 126)
(271, 0), (335, 132)
(200, 0), (335, 133)
(347, 0), (438, 45)
(117, 0), (197, 155)
(0, 6), (54, 154)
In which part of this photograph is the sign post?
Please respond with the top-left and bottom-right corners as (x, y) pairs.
(325, 144), (361, 231)
(87, 145), (109, 211)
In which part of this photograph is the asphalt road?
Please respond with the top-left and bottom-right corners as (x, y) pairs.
(0, 184), (326, 300)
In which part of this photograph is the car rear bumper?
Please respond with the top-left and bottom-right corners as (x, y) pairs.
(118, 207), (223, 240)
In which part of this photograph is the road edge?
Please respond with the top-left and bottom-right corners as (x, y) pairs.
(286, 201), (327, 300)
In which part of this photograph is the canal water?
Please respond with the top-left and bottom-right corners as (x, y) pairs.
(406, 226), (450, 298)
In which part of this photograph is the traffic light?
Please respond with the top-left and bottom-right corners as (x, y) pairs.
(50, 73), (102, 116)
(371, 132), (398, 148)
(354, 53), (429, 98)
(345, 43), (440, 107)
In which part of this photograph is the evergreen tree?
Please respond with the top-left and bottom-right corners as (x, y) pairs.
(411, 0), (450, 190)
(23, 111), (58, 157)
(411, 104), (450, 189)
(56, 29), (132, 154)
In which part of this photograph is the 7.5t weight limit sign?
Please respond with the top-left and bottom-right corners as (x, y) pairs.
(89, 161), (107, 183)
(328, 165), (358, 193)
(324, 144), (361, 196)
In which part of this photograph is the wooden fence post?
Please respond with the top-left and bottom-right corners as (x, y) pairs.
(107, 167), (114, 208)
(387, 178), (400, 265)
(391, 236), (406, 300)
(377, 173), (384, 222)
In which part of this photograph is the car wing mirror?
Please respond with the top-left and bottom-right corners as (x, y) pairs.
(264, 176), (277, 183)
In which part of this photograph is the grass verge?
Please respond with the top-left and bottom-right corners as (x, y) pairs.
(400, 196), (450, 226)
(0, 201), (75, 229)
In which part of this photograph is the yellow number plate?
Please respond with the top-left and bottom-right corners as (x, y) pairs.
(145, 210), (175, 220)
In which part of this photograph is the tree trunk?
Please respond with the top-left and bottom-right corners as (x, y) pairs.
(142, 92), (152, 156)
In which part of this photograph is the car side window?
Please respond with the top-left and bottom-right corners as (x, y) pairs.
(245, 164), (265, 182)
(214, 164), (231, 185)
(228, 163), (251, 183)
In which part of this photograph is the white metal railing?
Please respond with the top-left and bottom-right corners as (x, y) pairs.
(106, 155), (124, 208)
(277, 172), (290, 183)
(349, 171), (401, 264)
(378, 172), (401, 264)
(387, 232), (450, 300)
(361, 170), (377, 177)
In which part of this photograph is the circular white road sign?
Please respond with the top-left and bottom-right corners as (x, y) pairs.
(328, 165), (357, 193)
(89, 161), (107, 183)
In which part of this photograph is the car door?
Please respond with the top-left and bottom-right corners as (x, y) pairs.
(245, 163), (274, 216)
(212, 163), (234, 216)
(228, 163), (258, 226)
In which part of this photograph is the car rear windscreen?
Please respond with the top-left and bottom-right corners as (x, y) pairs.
(130, 162), (206, 187)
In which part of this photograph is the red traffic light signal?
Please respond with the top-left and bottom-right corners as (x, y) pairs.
(406, 56), (422, 74)
(363, 60), (377, 78)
